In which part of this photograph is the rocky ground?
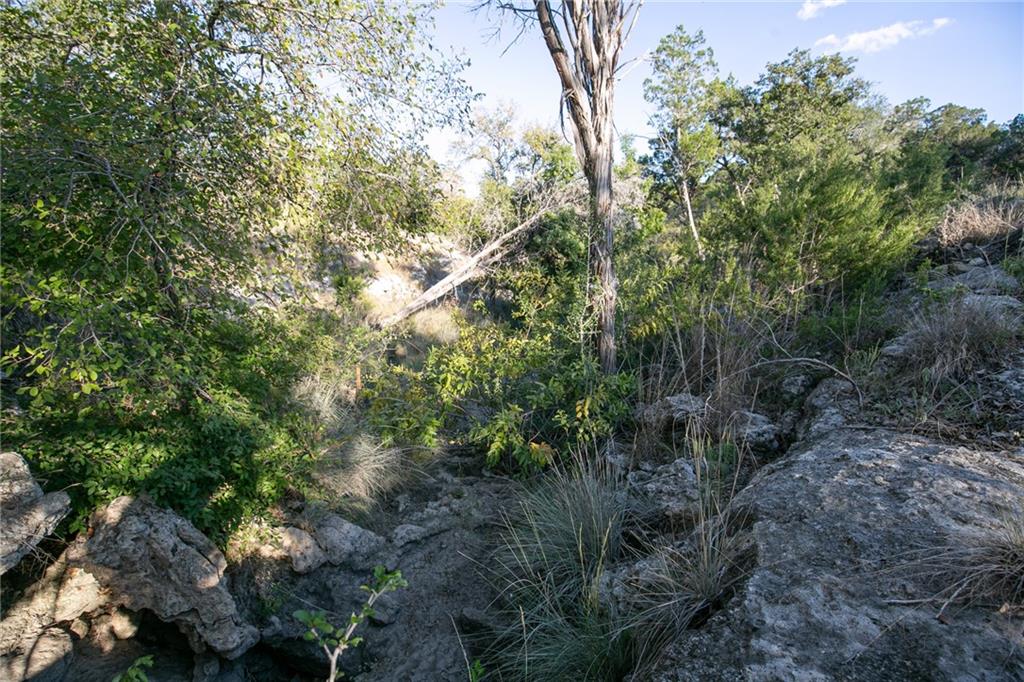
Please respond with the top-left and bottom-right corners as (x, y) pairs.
(1, 235), (1022, 681)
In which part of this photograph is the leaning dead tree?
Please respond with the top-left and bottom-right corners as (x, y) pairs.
(377, 182), (584, 328)
(376, 206), (548, 328)
(492, 0), (642, 373)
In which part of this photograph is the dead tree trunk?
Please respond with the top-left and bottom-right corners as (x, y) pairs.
(589, 102), (618, 373)
(528, 0), (641, 374)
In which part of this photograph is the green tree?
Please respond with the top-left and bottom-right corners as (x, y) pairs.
(0, 0), (468, 534)
(642, 25), (721, 259)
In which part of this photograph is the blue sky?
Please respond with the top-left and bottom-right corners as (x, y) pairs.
(426, 1), (1022, 189)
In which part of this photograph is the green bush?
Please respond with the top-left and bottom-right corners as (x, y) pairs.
(2, 306), (349, 543)
(364, 212), (634, 473)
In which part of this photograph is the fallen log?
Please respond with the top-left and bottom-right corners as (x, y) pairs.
(375, 207), (553, 328)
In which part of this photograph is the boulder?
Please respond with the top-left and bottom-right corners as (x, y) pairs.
(962, 292), (1024, 317)
(65, 496), (258, 659)
(781, 374), (813, 398)
(279, 527), (327, 574)
(639, 393), (708, 431)
(929, 264), (1021, 295)
(0, 554), (107, 681)
(308, 512), (386, 568)
(728, 410), (779, 453)
(651, 431), (1024, 680)
(628, 457), (701, 523)
(798, 377), (859, 442)
(0, 451), (71, 574)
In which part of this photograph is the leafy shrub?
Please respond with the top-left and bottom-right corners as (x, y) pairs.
(112, 655), (154, 682)
(364, 212), (634, 473)
(2, 306), (352, 542)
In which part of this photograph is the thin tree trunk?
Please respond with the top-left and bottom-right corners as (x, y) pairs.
(679, 178), (705, 260)
(590, 107), (617, 374)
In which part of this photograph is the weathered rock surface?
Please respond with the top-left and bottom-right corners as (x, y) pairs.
(963, 292), (1024, 317)
(797, 377), (859, 441)
(0, 451), (70, 574)
(244, 463), (517, 681)
(310, 512), (386, 568)
(628, 457), (701, 523)
(272, 527), (328, 574)
(651, 430), (1024, 681)
(728, 410), (779, 453)
(639, 392), (708, 431)
(928, 264), (1022, 295)
(65, 496), (258, 659)
(0, 554), (108, 681)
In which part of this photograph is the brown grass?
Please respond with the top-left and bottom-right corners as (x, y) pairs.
(936, 182), (1024, 249)
(905, 513), (1024, 616)
(900, 295), (1020, 386)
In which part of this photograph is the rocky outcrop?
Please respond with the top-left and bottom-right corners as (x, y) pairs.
(728, 410), (779, 453)
(242, 462), (517, 681)
(1, 496), (261, 680)
(0, 452), (70, 574)
(651, 430), (1024, 680)
(929, 263), (1021, 295)
(627, 457), (701, 524)
(638, 392), (708, 432)
(65, 496), (258, 659)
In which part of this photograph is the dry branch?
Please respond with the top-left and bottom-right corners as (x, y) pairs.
(375, 206), (551, 328)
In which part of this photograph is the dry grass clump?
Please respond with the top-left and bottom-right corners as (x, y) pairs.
(936, 182), (1024, 248)
(900, 296), (1020, 386)
(486, 444), (748, 680)
(292, 372), (355, 431)
(313, 434), (408, 506)
(909, 513), (1024, 617)
(628, 514), (746, 638)
(409, 305), (460, 344)
(635, 307), (772, 459)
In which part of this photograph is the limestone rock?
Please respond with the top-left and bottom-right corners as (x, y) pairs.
(651, 431), (1024, 680)
(279, 527), (327, 574)
(962, 292), (1024, 317)
(729, 410), (779, 453)
(628, 457), (701, 523)
(0, 451), (71, 574)
(309, 513), (385, 568)
(929, 264), (1021, 295)
(781, 374), (813, 398)
(0, 554), (106, 682)
(798, 377), (859, 442)
(639, 393), (708, 431)
(0, 628), (73, 682)
(65, 496), (258, 659)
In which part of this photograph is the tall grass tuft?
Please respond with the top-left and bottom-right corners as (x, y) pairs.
(487, 455), (640, 681)
(486, 443), (748, 680)
(900, 295), (1020, 387)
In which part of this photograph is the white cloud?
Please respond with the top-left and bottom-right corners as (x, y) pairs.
(798, 0), (846, 21)
(815, 18), (952, 54)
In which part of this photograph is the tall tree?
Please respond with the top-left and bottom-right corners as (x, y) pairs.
(643, 25), (719, 259)
(455, 103), (529, 184)
(495, 0), (642, 374)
